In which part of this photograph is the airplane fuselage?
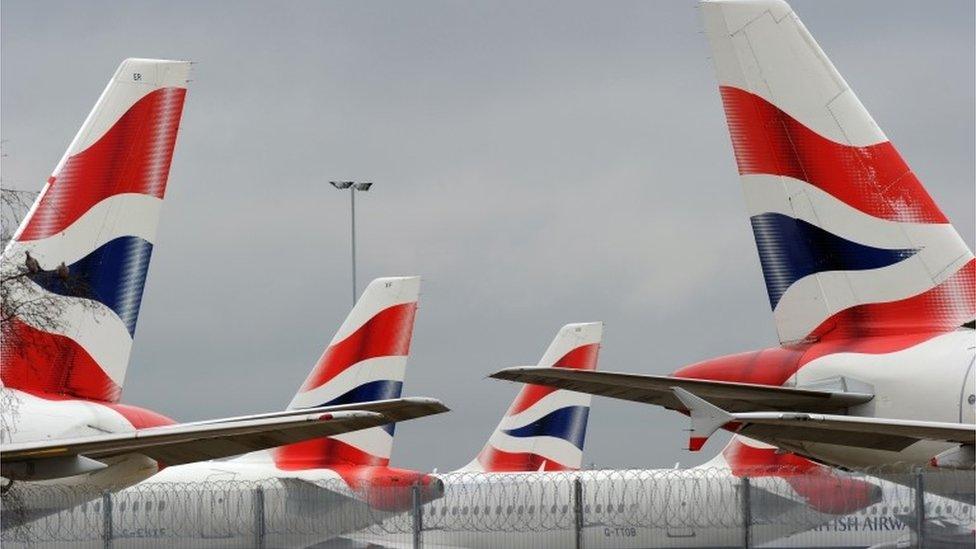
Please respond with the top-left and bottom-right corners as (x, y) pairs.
(674, 329), (976, 470)
(0, 388), (174, 526)
(353, 468), (879, 549)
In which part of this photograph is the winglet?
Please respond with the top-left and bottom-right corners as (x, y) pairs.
(672, 387), (733, 452)
(489, 366), (534, 383)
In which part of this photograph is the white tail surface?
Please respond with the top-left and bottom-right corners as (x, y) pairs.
(462, 322), (603, 472)
(1, 59), (190, 402)
(272, 276), (421, 469)
(701, 0), (974, 344)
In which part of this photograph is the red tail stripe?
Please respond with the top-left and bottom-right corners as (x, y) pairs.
(11, 390), (174, 429)
(477, 447), (573, 472)
(808, 259), (975, 341)
(674, 345), (807, 387)
(299, 302), (417, 392)
(673, 307), (966, 384)
(1, 318), (121, 402)
(276, 449), (437, 513)
(724, 438), (818, 475)
(330, 465), (432, 490)
(328, 466), (439, 511)
(507, 343), (600, 415)
(274, 437), (389, 470)
(102, 402), (176, 430)
(723, 439), (879, 515)
(799, 331), (945, 365)
(18, 88), (187, 241)
(719, 85), (947, 224)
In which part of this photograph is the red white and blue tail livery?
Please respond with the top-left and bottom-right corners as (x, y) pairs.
(0, 63), (446, 527)
(274, 276), (421, 470)
(463, 322), (602, 472)
(490, 0), (975, 482)
(136, 276), (443, 545)
(702, 0), (974, 344)
(1, 58), (189, 403)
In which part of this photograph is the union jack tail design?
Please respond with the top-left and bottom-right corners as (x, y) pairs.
(462, 322), (602, 472)
(1, 59), (190, 403)
(702, 0), (974, 344)
(701, 435), (882, 516)
(273, 276), (421, 470)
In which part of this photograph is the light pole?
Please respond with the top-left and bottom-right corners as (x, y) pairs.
(330, 181), (373, 304)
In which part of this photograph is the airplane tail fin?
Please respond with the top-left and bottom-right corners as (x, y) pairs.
(701, 0), (974, 344)
(1, 58), (190, 402)
(274, 276), (421, 470)
(461, 322), (603, 472)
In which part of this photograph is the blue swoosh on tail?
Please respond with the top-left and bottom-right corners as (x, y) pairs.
(750, 213), (919, 309)
(502, 406), (590, 450)
(29, 236), (153, 337)
(315, 379), (404, 435)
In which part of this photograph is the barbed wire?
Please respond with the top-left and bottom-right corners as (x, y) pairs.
(1, 467), (972, 546)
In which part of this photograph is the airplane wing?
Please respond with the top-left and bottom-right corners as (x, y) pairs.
(489, 367), (873, 413)
(1, 397), (448, 480)
(672, 388), (975, 453)
(179, 397), (448, 428)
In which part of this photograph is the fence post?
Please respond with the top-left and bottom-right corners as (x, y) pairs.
(573, 476), (584, 549)
(913, 471), (925, 549)
(411, 481), (423, 549)
(741, 476), (752, 549)
(253, 486), (265, 549)
(101, 492), (113, 549)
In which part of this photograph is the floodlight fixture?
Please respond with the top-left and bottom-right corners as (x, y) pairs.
(328, 180), (376, 304)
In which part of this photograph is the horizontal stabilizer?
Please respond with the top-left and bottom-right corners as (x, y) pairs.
(0, 397), (448, 480)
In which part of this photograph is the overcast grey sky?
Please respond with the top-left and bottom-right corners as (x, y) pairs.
(2, 0), (973, 471)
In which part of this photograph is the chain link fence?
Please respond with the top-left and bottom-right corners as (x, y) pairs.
(2, 467), (973, 548)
